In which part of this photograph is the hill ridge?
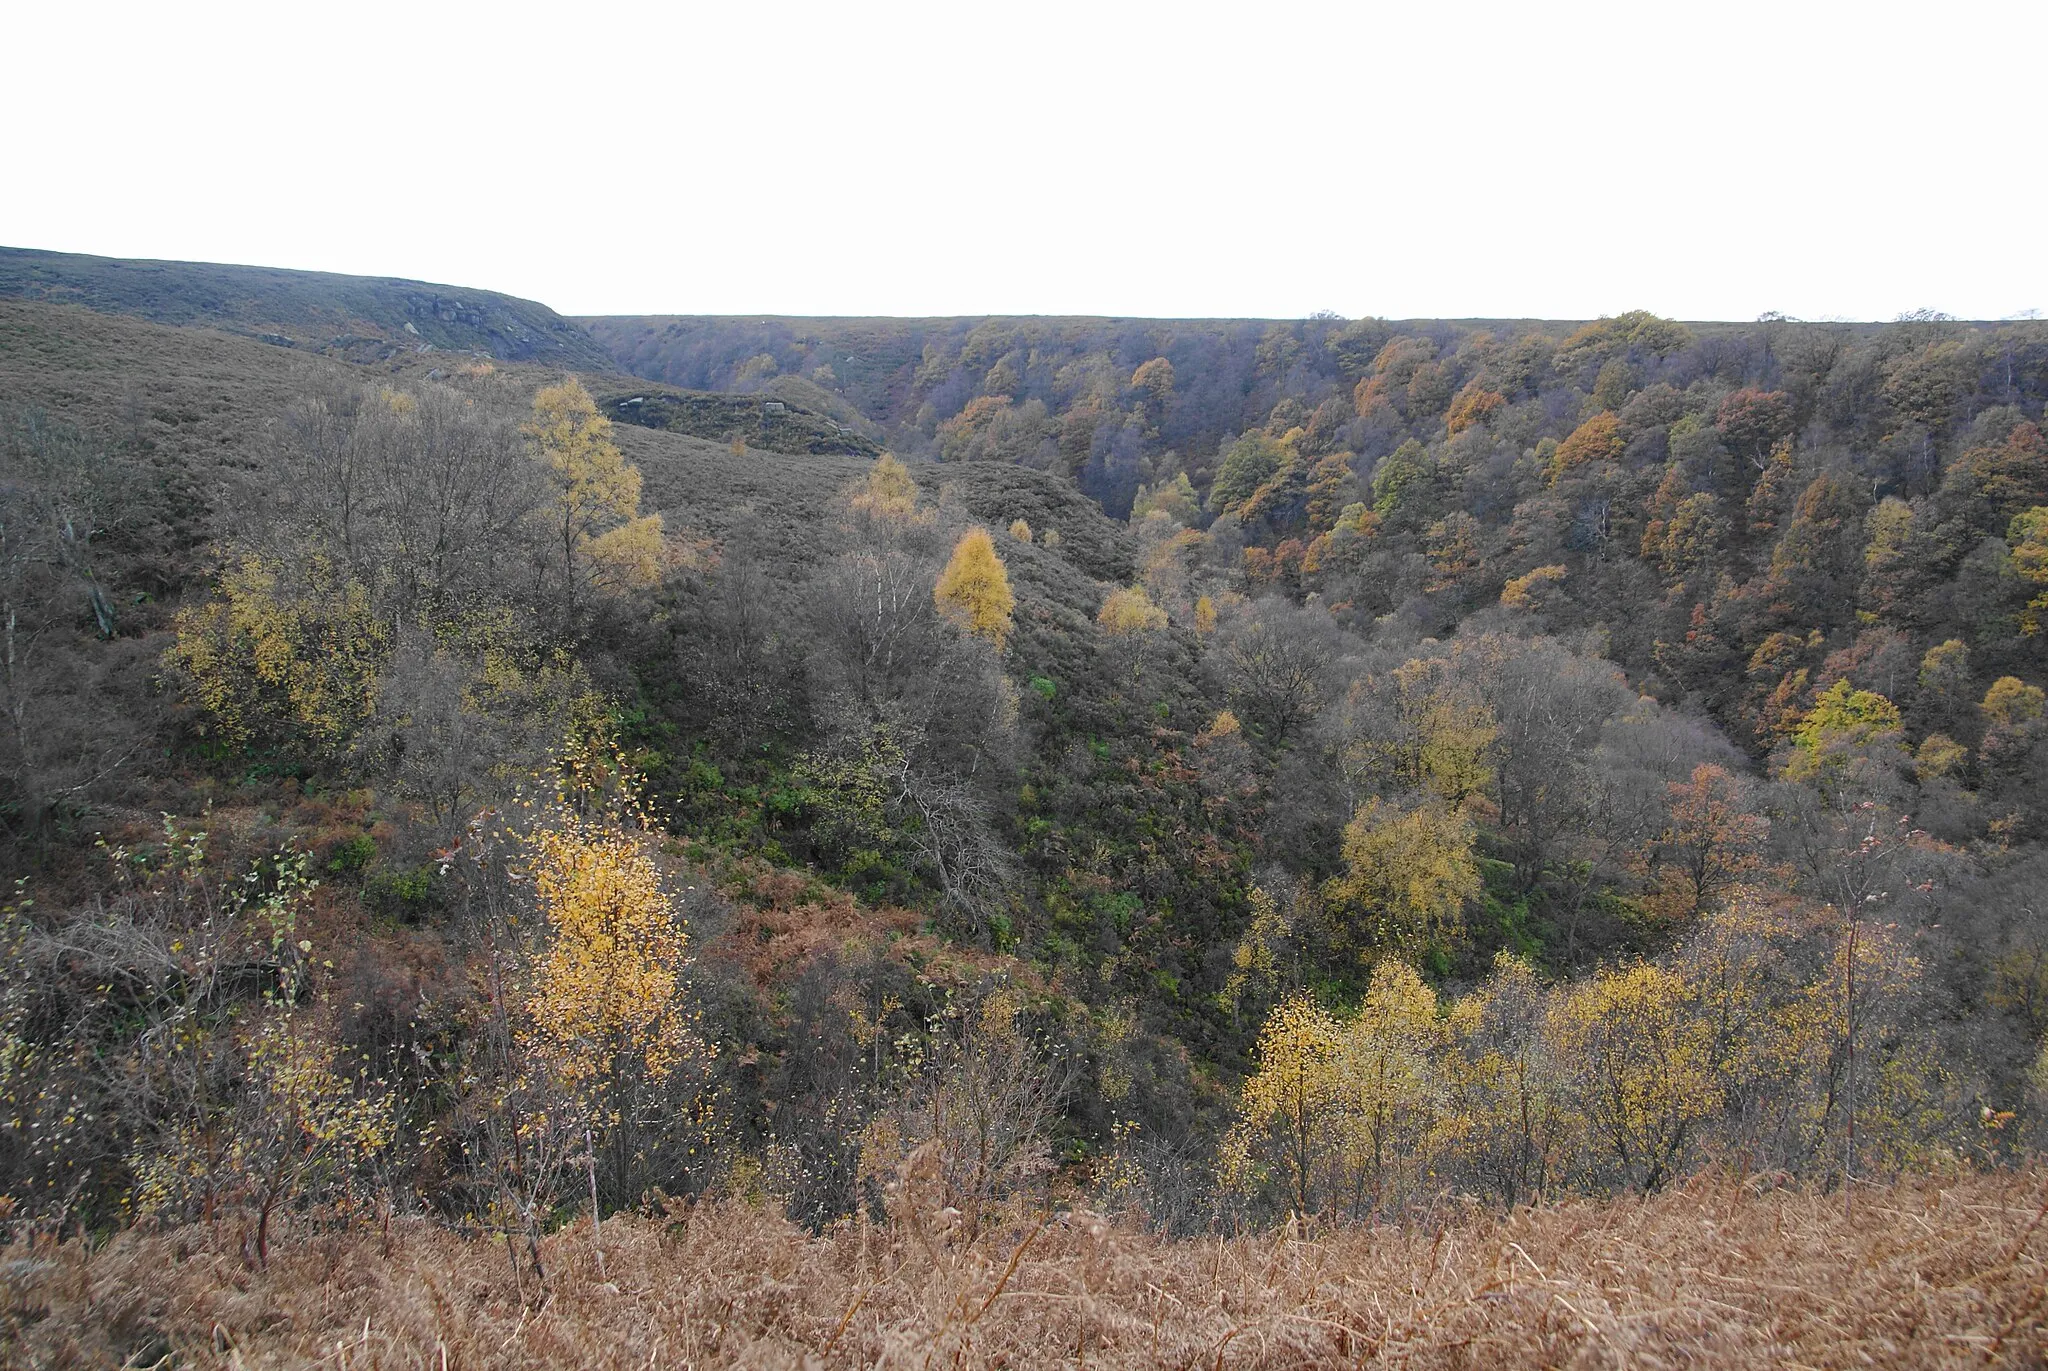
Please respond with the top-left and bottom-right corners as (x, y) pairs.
(0, 245), (615, 370)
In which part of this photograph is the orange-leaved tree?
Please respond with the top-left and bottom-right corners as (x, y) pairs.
(1641, 763), (1769, 921)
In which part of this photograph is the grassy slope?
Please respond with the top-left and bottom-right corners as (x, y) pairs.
(0, 249), (880, 462)
(0, 246), (617, 370)
(597, 381), (882, 459)
(0, 295), (1132, 878)
(16, 1172), (2046, 1367)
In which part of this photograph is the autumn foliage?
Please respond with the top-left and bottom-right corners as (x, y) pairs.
(934, 525), (1015, 649)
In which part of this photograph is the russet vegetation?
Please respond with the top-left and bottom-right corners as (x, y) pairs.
(3, 275), (2048, 1362)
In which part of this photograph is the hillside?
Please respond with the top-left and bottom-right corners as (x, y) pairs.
(599, 380), (880, 459)
(14, 1173), (2047, 1368)
(0, 246), (617, 369)
(4, 258), (2048, 1364)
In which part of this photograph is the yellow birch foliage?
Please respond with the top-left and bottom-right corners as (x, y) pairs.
(2011, 506), (2048, 633)
(1325, 798), (1481, 954)
(132, 1011), (392, 1224)
(1548, 962), (1718, 1191)
(1097, 585), (1169, 636)
(851, 453), (924, 524)
(934, 526), (1015, 649)
(1343, 658), (1497, 810)
(1336, 960), (1442, 1208)
(166, 554), (386, 755)
(1220, 993), (1343, 1212)
(519, 818), (695, 1116)
(527, 379), (663, 595)
(1220, 884), (1290, 1017)
(1440, 953), (1572, 1206)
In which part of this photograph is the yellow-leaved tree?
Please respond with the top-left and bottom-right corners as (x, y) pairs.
(1098, 585), (1169, 636)
(1341, 656), (1496, 812)
(515, 812), (701, 1270)
(520, 818), (694, 1098)
(1781, 679), (1905, 799)
(527, 379), (663, 610)
(1098, 584), (1170, 685)
(1220, 993), (1343, 1215)
(933, 525), (1014, 649)
(1324, 797), (1481, 958)
(1441, 952), (1571, 1208)
(165, 554), (387, 760)
(1336, 959), (1442, 1214)
(2011, 506), (2048, 633)
(1548, 962), (1718, 1192)
(850, 452), (924, 526)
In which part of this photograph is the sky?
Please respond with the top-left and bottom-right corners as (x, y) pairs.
(6, 0), (2045, 323)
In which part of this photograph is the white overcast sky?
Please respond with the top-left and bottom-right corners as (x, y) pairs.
(6, 1), (2044, 322)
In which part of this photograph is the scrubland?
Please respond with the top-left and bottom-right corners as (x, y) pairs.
(12, 1172), (2048, 1369)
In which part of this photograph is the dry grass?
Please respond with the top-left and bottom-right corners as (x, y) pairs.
(10, 1171), (2048, 1368)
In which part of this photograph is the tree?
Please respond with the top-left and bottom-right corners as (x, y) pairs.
(810, 462), (1019, 924)
(1548, 412), (1624, 483)
(1860, 497), (1927, 621)
(1220, 883), (1297, 1025)
(1424, 513), (1483, 594)
(858, 984), (1070, 1238)
(1370, 439), (1432, 523)
(517, 813), (701, 1264)
(270, 381), (539, 629)
(1715, 389), (1796, 466)
(1215, 607), (1337, 746)
(0, 405), (148, 840)
(1131, 472), (1201, 526)
(1643, 764), (1768, 920)
(1130, 358), (1175, 439)
(1917, 638), (1974, 732)
(527, 379), (663, 612)
(1097, 584), (1170, 686)
(1325, 798), (1480, 957)
(2011, 506), (2048, 634)
(1340, 655), (1496, 811)
(1209, 433), (1288, 515)
(1548, 963), (1718, 1192)
(1940, 419), (2047, 536)
(933, 526), (1014, 650)
(1221, 993), (1343, 1215)
(1500, 564), (1567, 613)
(1979, 676), (2047, 812)
(1442, 954), (1569, 1207)
(166, 555), (387, 761)
(1445, 384), (1507, 436)
(1782, 679), (1906, 799)
(1335, 960), (1441, 1214)
(851, 453), (923, 525)
(134, 1003), (393, 1267)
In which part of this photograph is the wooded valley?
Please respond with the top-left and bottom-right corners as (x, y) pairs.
(4, 252), (2048, 1364)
